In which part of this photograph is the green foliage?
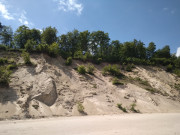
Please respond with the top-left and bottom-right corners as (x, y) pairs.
(21, 51), (32, 65)
(7, 64), (17, 70)
(0, 66), (11, 87)
(173, 69), (180, 77)
(145, 88), (158, 94)
(14, 25), (31, 48)
(25, 39), (37, 52)
(166, 64), (173, 72)
(174, 83), (180, 91)
(112, 77), (124, 85)
(155, 45), (171, 58)
(86, 63), (95, 74)
(0, 44), (7, 51)
(135, 77), (151, 87)
(146, 42), (156, 59)
(77, 65), (86, 74)
(36, 42), (49, 53)
(0, 57), (8, 65)
(93, 57), (102, 64)
(103, 64), (122, 77)
(125, 64), (134, 72)
(130, 103), (140, 113)
(41, 26), (57, 45)
(77, 102), (85, 113)
(48, 42), (59, 57)
(65, 57), (72, 65)
(117, 104), (127, 112)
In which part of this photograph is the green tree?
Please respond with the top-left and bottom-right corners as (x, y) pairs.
(90, 31), (110, 57)
(30, 28), (41, 44)
(79, 30), (90, 52)
(0, 25), (13, 47)
(41, 26), (57, 45)
(14, 25), (31, 48)
(25, 39), (37, 52)
(155, 45), (171, 58)
(146, 42), (156, 59)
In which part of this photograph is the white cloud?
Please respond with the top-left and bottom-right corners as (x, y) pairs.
(163, 7), (176, 14)
(163, 8), (168, 11)
(0, 1), (14, 20)
(55, 0), (83, 15)
(176, 47), (180, 57)
(18, 10), (33, 26)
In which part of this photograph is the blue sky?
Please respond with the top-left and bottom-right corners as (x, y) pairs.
(0, 0), (180, 56)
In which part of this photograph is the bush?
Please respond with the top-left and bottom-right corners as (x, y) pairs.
(0, 57), (8, 65)
(173, 69), (180, 77)
(0, 44), (7, 51)
(21, 51), (32, 65)
(130, 103), (140, 113)
(117, 104), (127, 112)
(166, 64), (173, 72)
(93, 57), (102, 64)
(0, 66), (11, 87)
(25, 39), (36, 52)
(86, 63), (95, 74)
(77, 65), (86, 74)
(7, 64), (17, 70)
(36, 43), (49, 53)
(125, 64), (133, 72)
(112, 77), (124, 85)
(65, 57), (72, 66)
(48, 42), (59, 57)
(135, 77), (151, 87)
(103, 64), (122, 77)
(77, 102), (85, 113)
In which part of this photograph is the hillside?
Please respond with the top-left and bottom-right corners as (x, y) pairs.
(0, 51), (180, 120)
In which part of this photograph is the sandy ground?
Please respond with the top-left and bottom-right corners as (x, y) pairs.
(0, 113), (180, 135)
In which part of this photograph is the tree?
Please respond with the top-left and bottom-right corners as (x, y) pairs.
(79, 30), (90, 52)
(30, 29), (41, 44)
(14, 25), (31, 48)
(135, 40), (146, 59)
(146, 42), (156, 59)
(25, 39), (37, 52)
(90, 31), (110, 57)
(41, 26), (57, 45)
(155, 45), (171, 58)
(0, 25), (13, 47)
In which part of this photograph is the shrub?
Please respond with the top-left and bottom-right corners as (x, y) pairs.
(36, 43), (49, 53)
(173, 69), (180, 77)
(0, 44), (7, 51)
(117, 104), (127, 112)
(125, 64), (133, 72)
(65, 57), (72, 66)
(74, 51), (83, 59)
(174, 83), (180, 91)
(112, 77), (124, 85)
(93, 57), (102, 64)
(166, 64), (173, 72)
(21, 51), (32, 65)
(77, 65), (86, 74)
(135, 77), (151, 87)
(7, 64), (17, 70)
(48, 42), (59, 57)
(86, 63), (95, 74)
(0, 57), (8, 65)
(103, 64), (122, 77)
(130, 103), (140, 113)
(0, 66), (11, 87)
(77, 102), (85, 113)
(25, 39), (36, 52)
